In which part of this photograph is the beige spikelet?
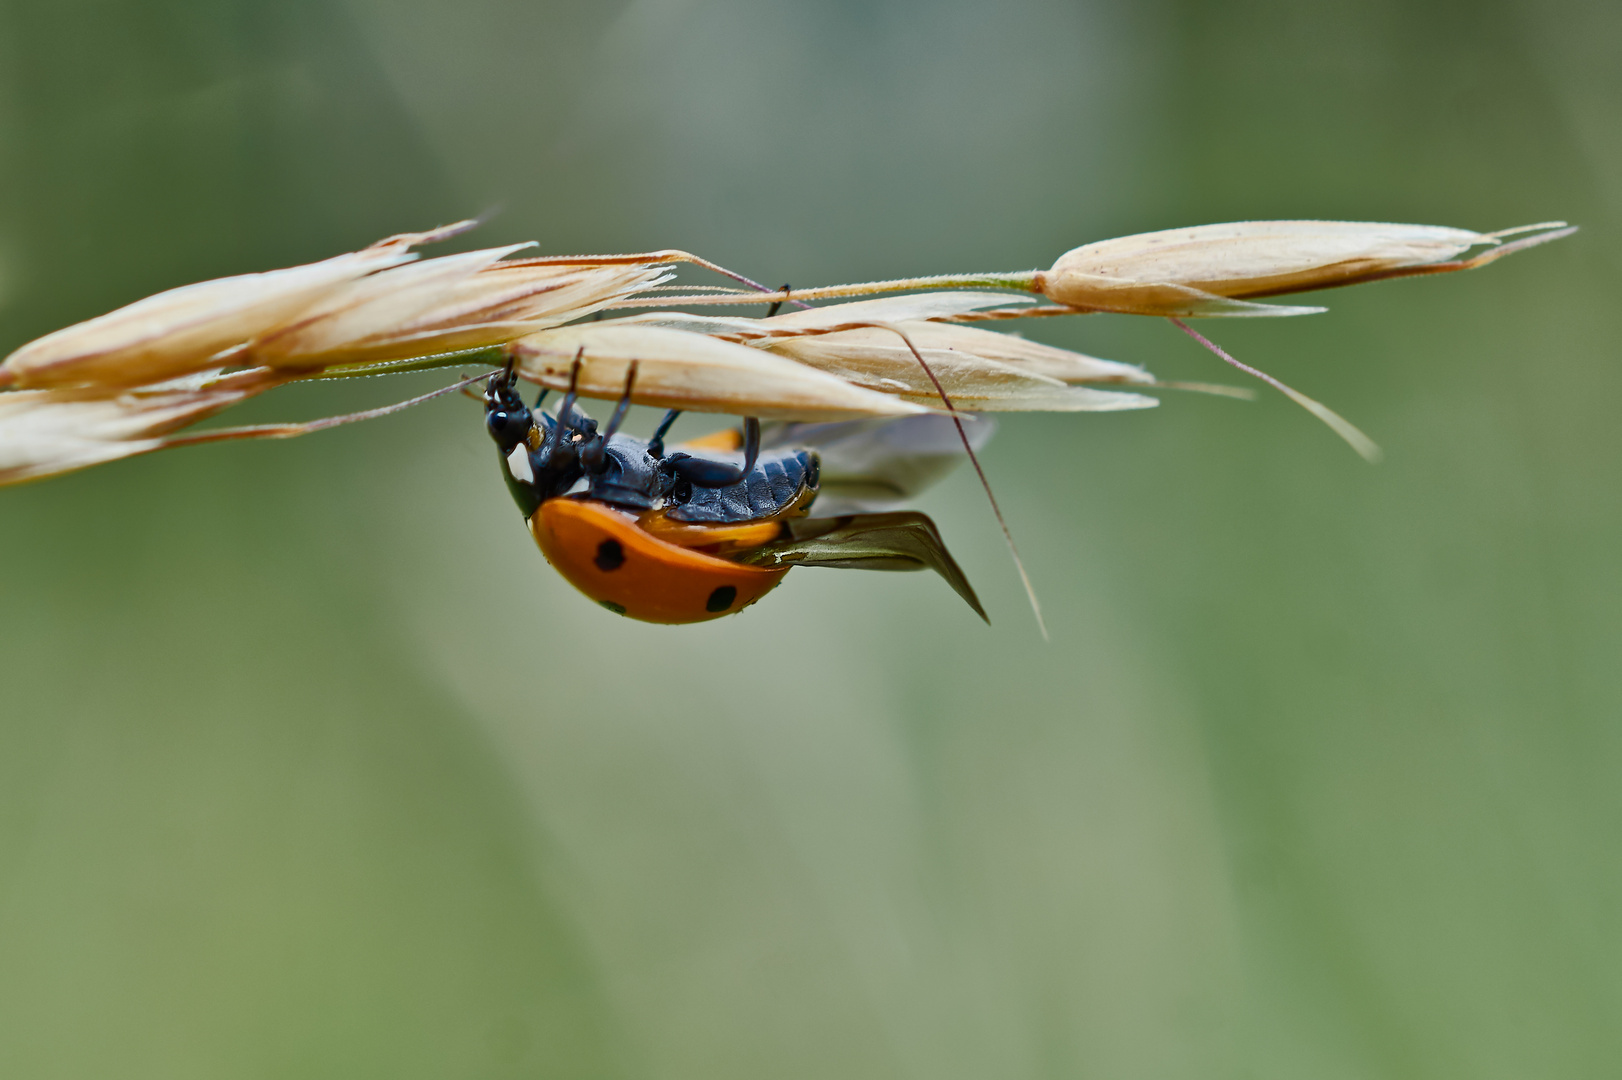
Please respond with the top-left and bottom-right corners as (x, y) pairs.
(0, 369), (284, 484)
(0, 222), (476, 390)
(1035, 220), (1575, 316)
(245, 248), (670, 370)
(511, 324), (931, 421)
(763, 322), (1158, 412)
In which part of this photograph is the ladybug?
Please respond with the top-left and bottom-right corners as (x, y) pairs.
(483, 359), (986, 624)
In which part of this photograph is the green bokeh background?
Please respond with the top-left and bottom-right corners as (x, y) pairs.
(2, 1), (1618, 1077)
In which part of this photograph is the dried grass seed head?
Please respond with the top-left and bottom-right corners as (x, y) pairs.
(245, 249), (669, 371)
(0, 222), (477, 391)
(0, 369), (283, 484)
(763, 321), (1158, 412)
(589, 294), (1154, 411)
(1035, 220), (1574, 316)
(511, 323), (932, 421)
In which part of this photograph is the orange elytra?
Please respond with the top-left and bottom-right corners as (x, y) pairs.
(530, 497), (788, 623)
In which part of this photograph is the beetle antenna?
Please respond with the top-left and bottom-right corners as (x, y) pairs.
(1168, 318), (1382, 463)
(873, 322), (1047, 639)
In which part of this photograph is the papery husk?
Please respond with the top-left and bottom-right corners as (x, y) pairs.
(512, 324), (931, 421)
(593, 292), (1035, 343)
(889, 322), (1150, 384)
(763, 321), (1156, 411)
(0, 222), (475, 390)
(1035, 220), (1574, 316)
(765, 320), (1150, 381)
(753, 292), (1034, 333)
(589, 311), (769, 339)
(246, 250), (668, 369)
(0, 368), (284, 484)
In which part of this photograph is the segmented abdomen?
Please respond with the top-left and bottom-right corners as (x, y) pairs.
(669, 449), (820, 523)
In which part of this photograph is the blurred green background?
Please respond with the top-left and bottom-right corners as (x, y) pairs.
(2, 1), (1618, 1077)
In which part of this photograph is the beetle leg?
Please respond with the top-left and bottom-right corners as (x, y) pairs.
(663, 416), (760, 488)
(739, 416), (760, 474)
(556, 349), (584, 428)
(581, 361), (639, 474)
(765, 283), (791, 318)
(647, 409), (682, 459)
(540, 350), (584, 464)
(602, 360), (639, 441)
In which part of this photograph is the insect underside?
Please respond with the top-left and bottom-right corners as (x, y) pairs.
(482, 361), (988, 624)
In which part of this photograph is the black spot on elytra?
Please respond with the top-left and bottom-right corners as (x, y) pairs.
(594, 539), (624, 571)
(706, 585), (737, 613)
(599, 600), (627, 615)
